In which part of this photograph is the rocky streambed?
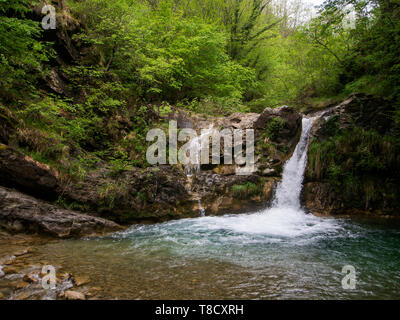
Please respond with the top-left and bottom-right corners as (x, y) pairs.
(0, 232), (101, 300)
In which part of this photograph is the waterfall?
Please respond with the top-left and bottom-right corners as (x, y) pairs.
(185, 125), (215, 216)
(185, 125), (214, 176)
(198, 199), (205, 217)
(183, 118), (316, 218)
(271, 117), (316, 210)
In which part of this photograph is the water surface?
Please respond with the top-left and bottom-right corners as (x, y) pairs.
(29, 212), (400, 299)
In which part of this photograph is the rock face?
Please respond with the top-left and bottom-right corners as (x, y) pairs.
(67, 166), (194, 224)
(195, 173), (277, 215)
(0, 143), (194, 224)
(0, 104), (304, 226)
(0, 186), (122, 238)
(302, 182), (344, 215)
(303, 93), (399, 217)
(255, 105), (302, 147)
(0, 144), (60, 200)
(309, 93), (395, 140)
(181, 106), (302, 216)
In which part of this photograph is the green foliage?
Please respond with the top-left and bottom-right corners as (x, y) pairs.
(312, 0), (400, 117)
(231, 179), (265, 199)
(182, 96), (249, 116)
(1, 0), (400, 212)
(307, 123), (400, 209)
(99, 180), (129, 209)
(0, 0), (51, 101)
(265, 117), (286, 140)
(70, 0), (256, 103)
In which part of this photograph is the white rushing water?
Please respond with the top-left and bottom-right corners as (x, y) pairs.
(272, 117), (315, 209)
(180, 116), (339, 239)
(185, 125), (215, 216)
(185, 125), (215, 177)
(207, 116), (337, 238)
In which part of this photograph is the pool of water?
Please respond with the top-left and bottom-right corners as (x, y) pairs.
(29, 210), (400, 300)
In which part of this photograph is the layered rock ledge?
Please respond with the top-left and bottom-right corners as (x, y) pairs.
(0, 186), (122, 238)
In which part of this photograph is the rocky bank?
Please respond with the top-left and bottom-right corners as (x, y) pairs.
(303, 93), (400, 217)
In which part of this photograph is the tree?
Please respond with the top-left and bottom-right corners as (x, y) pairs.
(0, 0), (49, 101)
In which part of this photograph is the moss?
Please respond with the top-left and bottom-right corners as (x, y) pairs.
(231, 179), (265, 199)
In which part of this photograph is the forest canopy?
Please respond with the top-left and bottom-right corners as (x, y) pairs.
(1, 0), (399, 116)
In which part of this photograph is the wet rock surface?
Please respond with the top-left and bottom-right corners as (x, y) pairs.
(302, 182), (344, 216)
(309, 93), (395, 137)
(190, 172), (278, 215)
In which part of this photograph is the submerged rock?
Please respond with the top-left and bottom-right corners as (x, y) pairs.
(64, 290), (86, 300)
(73, 275), (90, 287)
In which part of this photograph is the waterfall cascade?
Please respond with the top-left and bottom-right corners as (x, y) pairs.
(185, 125), (214, 176)
(184, 117), (316, 218)
(271, 117), (316, 210)
(207, 116), (323, 237)
(185, 125), (215, 216)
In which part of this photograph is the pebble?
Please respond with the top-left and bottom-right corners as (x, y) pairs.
(14, 249), (28, 257)
(2, 266), (18, 274)
(3, 255), (16, 265)
(85, 286), (102, 297)
(74, 276), (90, 287)
(14, 291), (32, 300)
(64, 290), (86, 300)
(23, 272), (39, 283)
(14, 281), (30, 290)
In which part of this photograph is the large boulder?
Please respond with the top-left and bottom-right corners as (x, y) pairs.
(0, 186), (122, 238)
(0, 144), (60, 200)
(60, 165), (194, 224)
(219, 112), (260, 130)
(191, 172), (277, 215)
(255, 105), (302, 147)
